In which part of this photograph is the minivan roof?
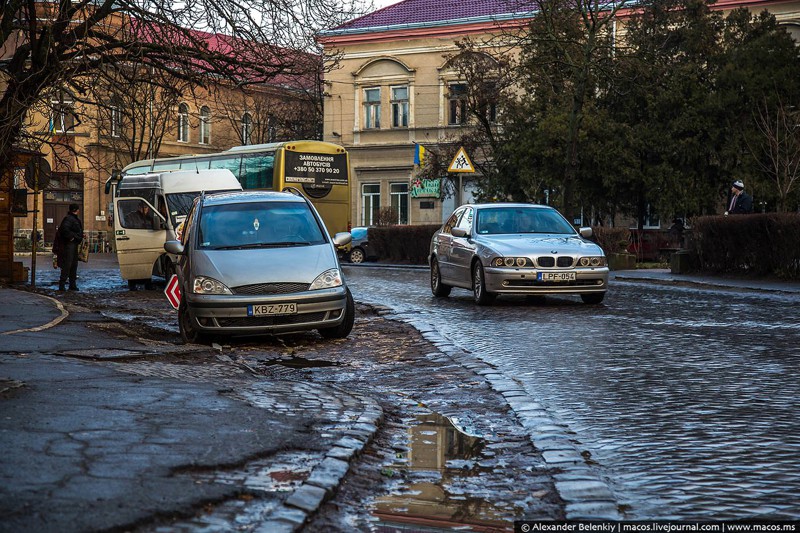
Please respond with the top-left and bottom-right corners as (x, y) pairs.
(201, 190), (306, 206)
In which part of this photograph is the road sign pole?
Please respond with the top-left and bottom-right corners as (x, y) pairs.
(31, 170), (39, 288)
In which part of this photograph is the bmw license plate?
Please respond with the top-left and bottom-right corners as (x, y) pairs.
(248, 303), (297, 316)
(538, 272), (576, 282)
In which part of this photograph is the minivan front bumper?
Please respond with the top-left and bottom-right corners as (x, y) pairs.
(184, 286), (348, 335)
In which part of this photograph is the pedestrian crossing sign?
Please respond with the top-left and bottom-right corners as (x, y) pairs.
(448, 146), (475, 173)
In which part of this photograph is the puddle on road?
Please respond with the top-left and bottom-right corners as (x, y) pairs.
(372, 412), (518, 532)
(256, 356), (341, 369)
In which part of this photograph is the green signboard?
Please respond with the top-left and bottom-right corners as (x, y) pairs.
(411, 178), (441, 198)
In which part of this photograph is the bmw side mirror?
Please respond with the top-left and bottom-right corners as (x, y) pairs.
(164, 240), (185, 255)
(451, 227), (469, 238)
(579, 227), (593, 238)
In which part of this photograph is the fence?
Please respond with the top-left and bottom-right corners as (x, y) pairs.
(13, 228), (111, 254)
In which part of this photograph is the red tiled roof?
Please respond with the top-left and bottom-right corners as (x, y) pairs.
(333, 0), (537, 32)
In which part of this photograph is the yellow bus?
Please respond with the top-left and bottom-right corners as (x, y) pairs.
(112, 140), (352, 235)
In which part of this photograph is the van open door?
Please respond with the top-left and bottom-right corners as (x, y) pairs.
(114, 196), (169, 287)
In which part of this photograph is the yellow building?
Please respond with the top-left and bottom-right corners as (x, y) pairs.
(319, 0), (800, 228)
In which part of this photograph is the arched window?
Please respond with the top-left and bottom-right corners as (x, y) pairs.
(241, 112), (252, 145)
(177, 103), (189, 142)
(199, 106), (211, 144)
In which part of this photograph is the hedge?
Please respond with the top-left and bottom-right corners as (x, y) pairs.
(368, 225), (441, 264)
(688, 213), (800, 279)
(590, 226), (631, 257)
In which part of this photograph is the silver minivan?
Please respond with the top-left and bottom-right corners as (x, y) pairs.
(165, 189), (353, 343)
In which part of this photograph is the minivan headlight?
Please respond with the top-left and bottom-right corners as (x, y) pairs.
(192, 276), (233, 294)
(310, 268), (343, 290)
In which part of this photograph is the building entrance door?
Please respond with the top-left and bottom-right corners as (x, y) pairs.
(43, 203), (71, 243)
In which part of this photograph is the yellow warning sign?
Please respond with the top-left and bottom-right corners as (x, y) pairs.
(448, 146), (475, 173)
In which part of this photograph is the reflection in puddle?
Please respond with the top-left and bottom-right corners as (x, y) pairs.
(374, 412), (514, 532)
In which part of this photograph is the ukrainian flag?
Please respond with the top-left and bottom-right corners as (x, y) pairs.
(413, 143), (426, 166)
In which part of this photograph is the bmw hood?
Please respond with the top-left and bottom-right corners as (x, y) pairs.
(192, 244), (339, 288)
(476, 234), (604, 257)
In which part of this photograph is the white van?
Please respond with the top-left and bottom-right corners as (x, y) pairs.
(109, 169), (242, 290)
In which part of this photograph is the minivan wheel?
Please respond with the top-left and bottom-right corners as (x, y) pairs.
(472, 261), (496, 306)
(178, 302), (208, 344)
(349, 247), (365, 264)
(581, 292), (605, 305)
(319, 288), (355, 339)
(430, 257), (451, 297)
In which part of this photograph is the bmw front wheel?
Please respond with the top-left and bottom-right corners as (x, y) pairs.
(472, 261), (496, 306)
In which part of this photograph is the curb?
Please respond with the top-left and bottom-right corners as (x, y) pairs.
(368, 304), (622, 520)
(260, 389), (383, 532)
(0, 288), (69, 335)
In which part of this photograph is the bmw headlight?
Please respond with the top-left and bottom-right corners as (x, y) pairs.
(192, 276), (233, 294)
(492, 257), (533, 267)
(310, 268), (343, 290)
(578, 256), (607, 267)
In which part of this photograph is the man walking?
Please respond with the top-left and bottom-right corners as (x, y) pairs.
(56, 203), (83, 291)
(725, 180), (753, 215)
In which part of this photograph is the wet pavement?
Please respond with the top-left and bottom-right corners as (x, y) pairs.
(342, 265), (800, 520)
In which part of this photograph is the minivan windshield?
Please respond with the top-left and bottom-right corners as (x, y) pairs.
(475, 207), (575, 235)
(198, 201), (326, 249)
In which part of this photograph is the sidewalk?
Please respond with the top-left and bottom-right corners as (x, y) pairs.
(0, 288), (381, 533)
(611, 268), (800, 294)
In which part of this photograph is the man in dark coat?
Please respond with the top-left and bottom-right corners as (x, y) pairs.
(57, 203), (83, 291)
(725, 180), (753, 215)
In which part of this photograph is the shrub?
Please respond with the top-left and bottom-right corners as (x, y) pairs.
(591, 226), (631, 256)
(688, 213), (800, 279)
(368, 224), (441, 264)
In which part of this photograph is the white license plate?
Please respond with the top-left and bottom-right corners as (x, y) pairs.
(248, 303), (297, 316)
(537, 272), (576, 282)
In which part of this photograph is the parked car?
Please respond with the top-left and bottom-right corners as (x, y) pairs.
(164, 190), (354, 343)
(346, 226), (376, 263)
(429, 203), (609, 305)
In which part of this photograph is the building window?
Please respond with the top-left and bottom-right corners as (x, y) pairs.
(177, 103), (189, 142)
(110, 98), (122, 138)
(361, 183), (380, 226)
(391, 86), (408, 128)
(200, 106), (211, 144)
(241, 113), (252, 145)
(363, 88), (380, 129)
(448, 83), (468, 125)
(50, 91), (76, 133)
(390, 183), (409, 224)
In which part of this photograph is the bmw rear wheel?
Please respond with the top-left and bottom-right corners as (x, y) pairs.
(472, 261), (496, 305)
(430, 257), (451, 297)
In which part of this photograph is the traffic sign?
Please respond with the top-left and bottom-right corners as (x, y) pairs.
(165, 274), (181, 309)
(448, 146), (475, 173)
(25, 156), (51, 190)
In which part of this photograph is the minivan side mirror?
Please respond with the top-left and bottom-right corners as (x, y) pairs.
(333, 232), (352, 247)
(579, 227), (593, 238)
(164, 240), (185, 255)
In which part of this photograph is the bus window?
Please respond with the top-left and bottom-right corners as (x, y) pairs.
(179, 157), (211, 171)
(209, 155), (242, 177)
(241, 152), (275, 189)
(153, 161), (181, 171)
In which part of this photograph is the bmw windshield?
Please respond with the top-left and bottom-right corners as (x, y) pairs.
(475, 207), (575, 235)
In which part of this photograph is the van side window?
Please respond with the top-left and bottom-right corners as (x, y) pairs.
(118, 199), (157, 230)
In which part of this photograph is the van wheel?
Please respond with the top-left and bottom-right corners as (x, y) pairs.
(319, 289), (355, 339)
(179, 302), (208, 344)
(128, 280), (138, 291)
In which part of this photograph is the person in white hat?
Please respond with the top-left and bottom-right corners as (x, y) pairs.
(725, 180), (753, 215)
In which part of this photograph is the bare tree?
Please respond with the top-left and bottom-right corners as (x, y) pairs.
(749, 95), (800, 212)
(0, 0), (363, 184)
